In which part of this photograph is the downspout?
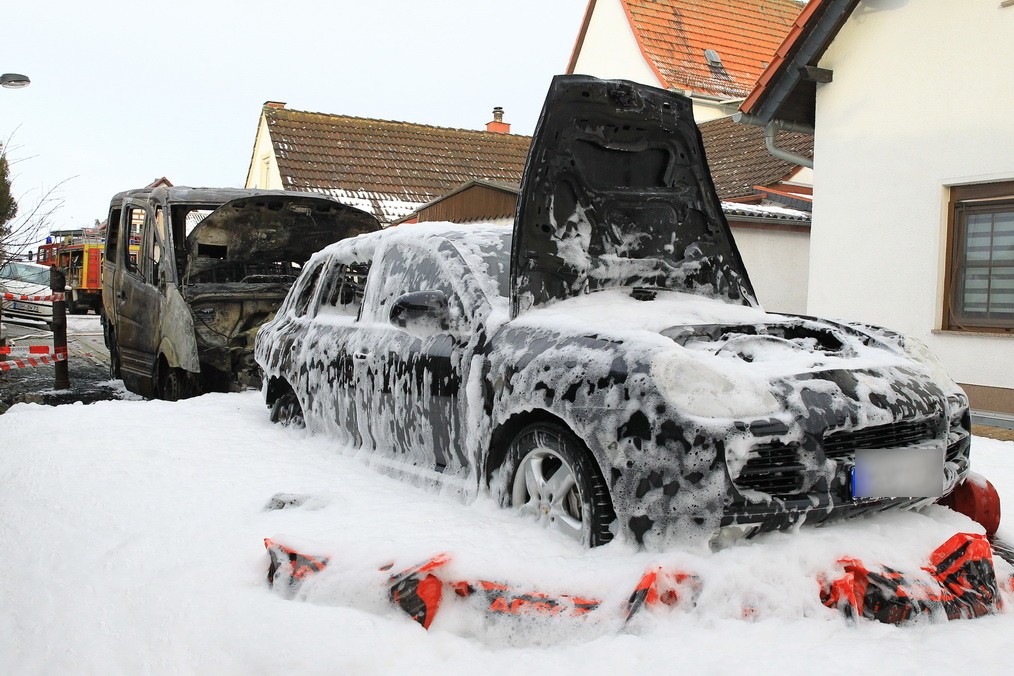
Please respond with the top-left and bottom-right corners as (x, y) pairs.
(733, 112), (814, 169)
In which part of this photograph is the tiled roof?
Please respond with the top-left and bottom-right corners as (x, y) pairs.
(263, 107), (533, 224)
(699, 115), (812, 199)
(621, 0), (806, 99)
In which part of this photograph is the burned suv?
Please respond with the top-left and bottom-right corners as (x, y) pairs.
(256, 76), (971, 548)
(102, 186), (378, 399)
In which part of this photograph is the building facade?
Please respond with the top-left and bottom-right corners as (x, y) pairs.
(741, 0), (1014, 416)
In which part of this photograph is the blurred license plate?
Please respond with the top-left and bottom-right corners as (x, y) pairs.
(851, 446), (944, 498)
(12, 301), (37, 312)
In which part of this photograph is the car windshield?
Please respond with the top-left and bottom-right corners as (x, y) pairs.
(3, 263), (50, 286)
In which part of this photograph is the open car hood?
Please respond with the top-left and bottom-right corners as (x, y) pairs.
(184, 193), (380, 278)
(510, 75), (756, 317)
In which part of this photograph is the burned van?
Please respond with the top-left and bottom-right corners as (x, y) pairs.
(101, 186), (379, 399)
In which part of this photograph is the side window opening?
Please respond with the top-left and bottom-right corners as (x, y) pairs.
(125, 207), (145, 273)
(142, 206), (166, 286)
(106, 207), (122, 263)
(364, 244), (466, 329)
(317, 260), (371, 317)
(293, 261), (325, 317)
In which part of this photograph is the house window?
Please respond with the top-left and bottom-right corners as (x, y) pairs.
(945, 181), (1014, 331)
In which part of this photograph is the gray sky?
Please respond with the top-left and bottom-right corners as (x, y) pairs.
(2, 0), (588, 231)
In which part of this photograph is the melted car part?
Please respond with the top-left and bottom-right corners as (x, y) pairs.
(181, 194), (379, 390)
(386, 554), (451, 630)
(264, 538), (330, 598)
(662, 320), (849, 356)
(184, 194), (379, 279)
(511, 75), (756, 316)
(820, 532), (1001, 624)
(184, 282), (292, 390)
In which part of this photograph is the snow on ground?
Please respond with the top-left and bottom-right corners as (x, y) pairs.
(2, 392), (1014, 674)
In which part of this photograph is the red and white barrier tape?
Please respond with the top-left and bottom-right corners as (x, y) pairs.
(0, 345), (66, 356)
(0, 351), (68, 371)
(1, 292), (65, 302)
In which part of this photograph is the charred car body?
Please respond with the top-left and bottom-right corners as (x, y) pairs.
(102, 186), (378, 399)
(256, 76), (971, 548)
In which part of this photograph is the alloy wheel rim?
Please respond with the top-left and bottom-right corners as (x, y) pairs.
(512, 446), (586, 542)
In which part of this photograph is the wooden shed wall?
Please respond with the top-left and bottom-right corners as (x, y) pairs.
(415, 185), (518, 223)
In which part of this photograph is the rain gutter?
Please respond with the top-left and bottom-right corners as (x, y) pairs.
(733, 112), (814, 169)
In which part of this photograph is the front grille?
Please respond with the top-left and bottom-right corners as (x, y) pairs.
(735, 442), (805, 496)
(822, 418), (938, 459)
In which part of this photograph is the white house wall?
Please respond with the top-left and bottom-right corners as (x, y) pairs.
(732, 226), (810, 314)
(243, 114), (283, 190)
(811, 0), (1014, 397)
(571, 0), (664, 88)
(570, 1), (733, 123)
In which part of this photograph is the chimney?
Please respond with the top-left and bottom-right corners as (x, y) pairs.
(264, 101), (287, 109)
(486, 106), (510, 134)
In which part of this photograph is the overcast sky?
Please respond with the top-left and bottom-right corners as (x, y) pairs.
(2, 0), (588, 231)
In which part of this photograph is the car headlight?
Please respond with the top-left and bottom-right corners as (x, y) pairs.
(650, 349), (781, 419)
(901, 336), (959, 392)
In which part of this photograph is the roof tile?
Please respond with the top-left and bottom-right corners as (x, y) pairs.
(699, 115), (812, 198)
(265, 108), (532, 224)
(622, 0), (805, 98)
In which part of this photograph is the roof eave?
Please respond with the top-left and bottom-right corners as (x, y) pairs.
(566, 0), (597, 74)
(740, 0), (860, 127)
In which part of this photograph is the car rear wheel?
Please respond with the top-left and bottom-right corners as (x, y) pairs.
(506, 423), (615, 547)
(270, 391), (305, 428)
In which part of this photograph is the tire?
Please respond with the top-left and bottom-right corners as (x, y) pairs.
(505, 423), (615, 547)
(108, 334), (122, 379)
(270, 390), (305, 428)
(158, 365), (197, 402)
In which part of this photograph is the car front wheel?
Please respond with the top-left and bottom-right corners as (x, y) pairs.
(506, 423), (615, 547)
(158, 366), (197, 402)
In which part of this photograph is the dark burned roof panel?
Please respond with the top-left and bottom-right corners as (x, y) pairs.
(264, 108), (533, 224)
(699, 115), (813, 199)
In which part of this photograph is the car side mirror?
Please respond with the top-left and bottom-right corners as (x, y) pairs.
(390, 290), (450, 336)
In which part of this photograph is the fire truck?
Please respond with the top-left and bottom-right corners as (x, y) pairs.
(37, 231), (106, 315)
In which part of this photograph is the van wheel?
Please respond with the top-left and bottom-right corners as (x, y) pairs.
(108, 334), (122, 379)
(505, 423), (615, 547)
(270, 391), (304, 428)
(158, 366), (196, 402)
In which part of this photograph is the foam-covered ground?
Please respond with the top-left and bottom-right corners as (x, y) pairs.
(2, 392), (1013, 674)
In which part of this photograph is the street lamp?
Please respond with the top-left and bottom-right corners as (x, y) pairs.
(1, 73), (31, 89)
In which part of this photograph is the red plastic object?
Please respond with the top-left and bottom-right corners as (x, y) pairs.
(263, 538), (330, 593)
(820, 532), (1001, 624)
(452, 579), (602, 617)
(387, 554), (451, 630)
(941, 473), (1001, 536)
(624, 567), (702, 621)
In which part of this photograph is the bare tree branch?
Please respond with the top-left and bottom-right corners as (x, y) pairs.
(0, 137), (75, 266)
